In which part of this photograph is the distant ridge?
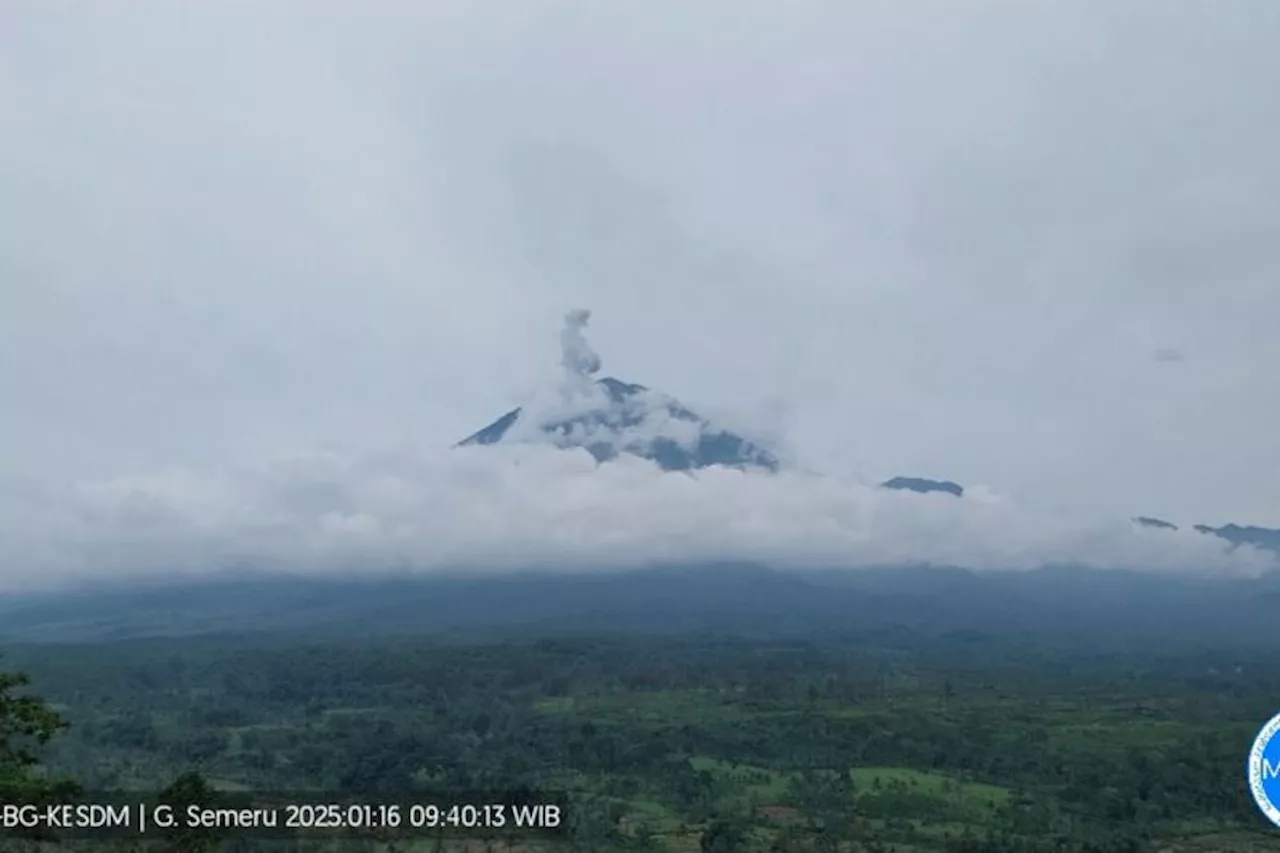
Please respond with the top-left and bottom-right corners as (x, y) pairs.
(1192, 523), (1280, 553)
(881, 476), (964, 497)
(1126, 517), (1280, 554)
(5, 563), (1280, 647)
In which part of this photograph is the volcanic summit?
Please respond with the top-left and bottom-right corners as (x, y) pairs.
(458, 310), (780, 472)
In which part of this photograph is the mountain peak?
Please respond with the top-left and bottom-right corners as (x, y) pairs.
(458, 312), (779, 472)
(1133, 516), (1178, 531)
(880, 476), (964, 497)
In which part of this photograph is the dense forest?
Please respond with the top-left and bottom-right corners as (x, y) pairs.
(1, 629), (1277, 852)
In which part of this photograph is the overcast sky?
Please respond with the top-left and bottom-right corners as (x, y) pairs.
(2, 2), (1278, 588)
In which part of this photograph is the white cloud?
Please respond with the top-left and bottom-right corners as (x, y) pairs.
(0, 443), (1272, 593)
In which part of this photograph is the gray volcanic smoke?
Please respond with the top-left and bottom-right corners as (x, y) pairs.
(560, 309), (603, 382)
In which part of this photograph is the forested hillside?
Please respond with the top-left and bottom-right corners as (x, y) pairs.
(2, 630), (1276, 852)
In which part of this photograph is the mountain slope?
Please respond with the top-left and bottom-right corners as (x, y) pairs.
(3, 564), (1279, 649)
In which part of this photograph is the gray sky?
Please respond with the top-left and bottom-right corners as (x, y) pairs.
(2, 1), (1279, 588)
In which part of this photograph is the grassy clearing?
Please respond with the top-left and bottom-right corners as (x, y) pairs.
(688, 756), (791, 802)
(685, 755), (1010, 834)
(532, 695), (576, 713)
(851, 766), (1009, 803)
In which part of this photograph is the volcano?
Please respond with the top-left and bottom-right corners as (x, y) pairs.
(457, 311), (779, 472)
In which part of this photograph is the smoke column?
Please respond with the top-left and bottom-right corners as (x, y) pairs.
(560, 309), (602, 391)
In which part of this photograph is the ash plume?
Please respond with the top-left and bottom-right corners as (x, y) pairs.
(560, 309), (602, 382)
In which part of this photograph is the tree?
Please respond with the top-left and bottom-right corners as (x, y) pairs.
(0, 667), (69, 787)
(700, 818), (748, 852)
(154, 770), (229, 853)
(633, 822), (670, 852)
(788, 768), (855, 836)
(0, 664), (80, 843)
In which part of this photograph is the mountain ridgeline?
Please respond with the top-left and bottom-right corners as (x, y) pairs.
(880, 476), (965, 497)
(458, 375), (781, 472)
(3, 563), (1280, 648)
(1134, 516), (1280, 553)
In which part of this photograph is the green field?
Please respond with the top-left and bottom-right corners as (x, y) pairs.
(2, 633), (1279, 851)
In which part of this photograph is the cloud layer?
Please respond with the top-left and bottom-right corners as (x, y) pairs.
(1, 439), (1273, 594)
(2, 301), (1267, 592)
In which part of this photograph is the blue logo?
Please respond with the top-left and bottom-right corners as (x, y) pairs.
(1248, 712), (1280, 827)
